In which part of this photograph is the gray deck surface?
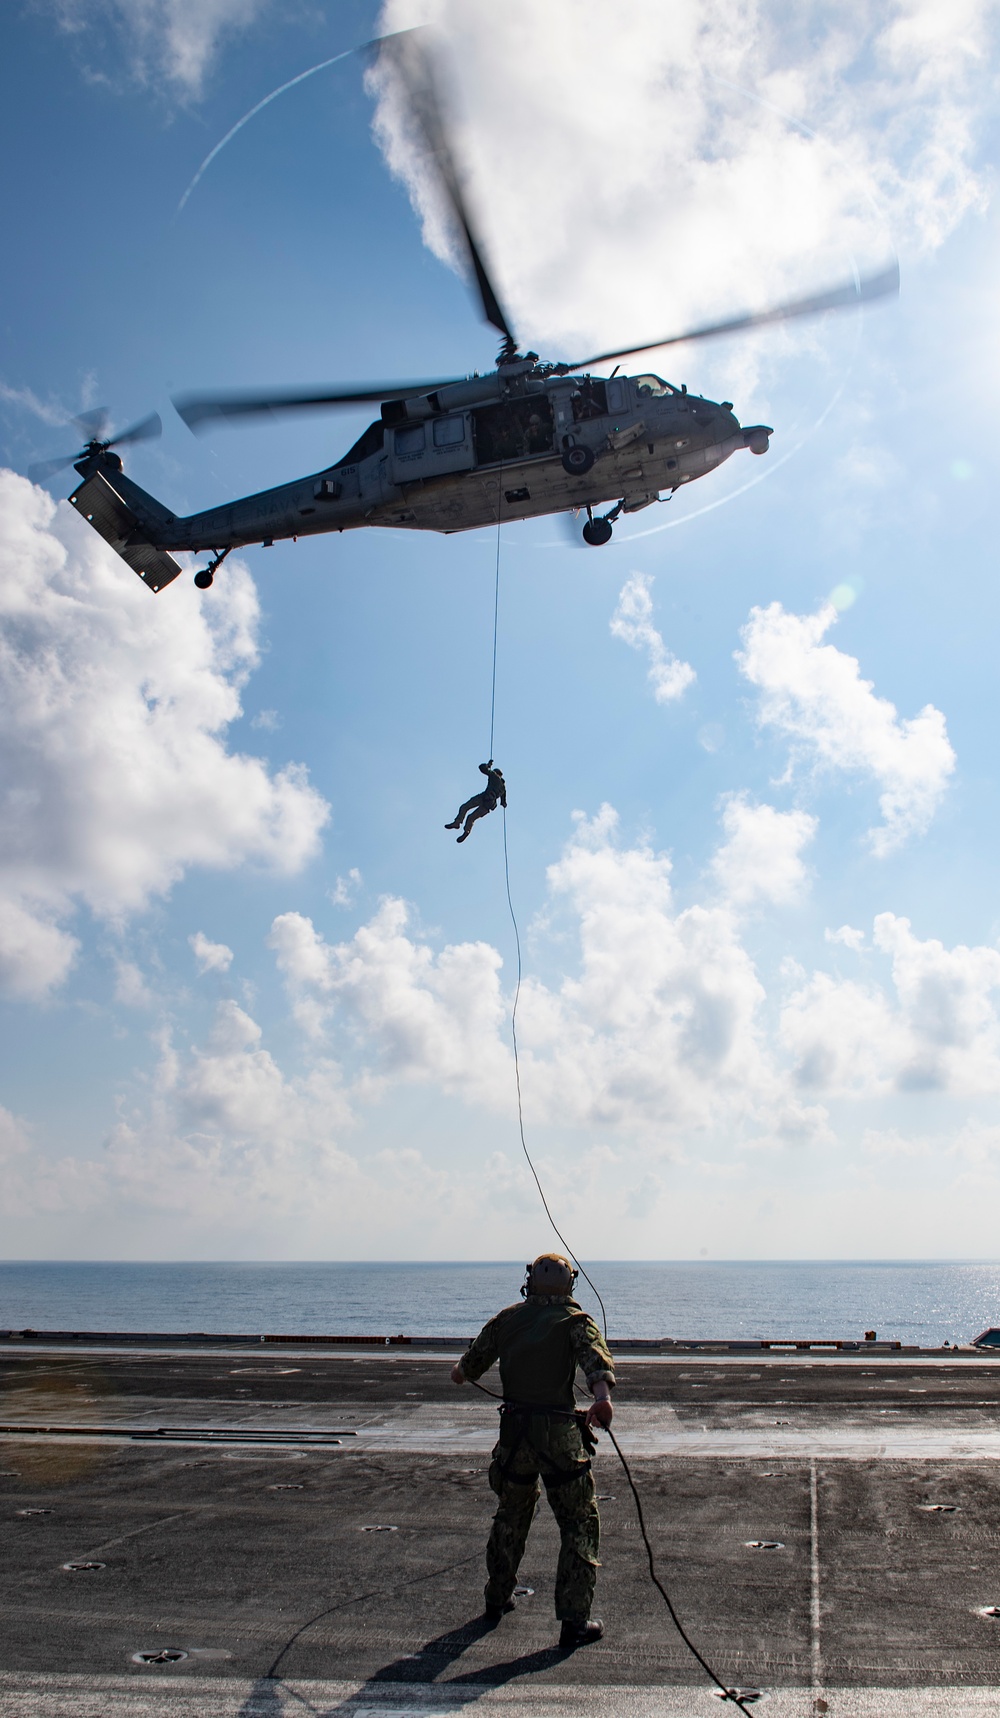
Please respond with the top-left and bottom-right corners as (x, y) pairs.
(3, 1343), (1000, 1715)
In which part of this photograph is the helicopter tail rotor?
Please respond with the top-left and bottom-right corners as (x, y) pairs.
(27, 451), (82, 484)
(28, 411), (161, 484)
(72, 408), (112, 443)
(102, 411), (162, 452)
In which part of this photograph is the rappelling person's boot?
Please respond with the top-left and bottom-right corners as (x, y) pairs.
(558, 1617), (604, 1649)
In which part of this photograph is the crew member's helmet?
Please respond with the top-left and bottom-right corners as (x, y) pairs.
(524, 1253), (578, 1296)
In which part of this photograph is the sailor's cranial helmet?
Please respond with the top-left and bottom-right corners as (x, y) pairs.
(525, 1253), (578, 1296)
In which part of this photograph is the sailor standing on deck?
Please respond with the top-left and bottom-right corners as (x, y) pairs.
(450, 1253), (615, 1648)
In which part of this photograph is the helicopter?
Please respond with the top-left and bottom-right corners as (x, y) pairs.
(34, 31), (898, 594)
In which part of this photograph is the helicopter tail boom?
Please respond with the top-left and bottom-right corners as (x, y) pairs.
(68, 463), (183, 594)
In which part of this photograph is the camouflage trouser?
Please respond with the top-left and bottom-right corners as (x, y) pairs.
(485, 1410), (600, 1624)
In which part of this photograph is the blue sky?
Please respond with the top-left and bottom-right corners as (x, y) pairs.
(2, 0), (1000, 1261)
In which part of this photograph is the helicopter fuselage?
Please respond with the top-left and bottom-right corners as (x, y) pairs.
(69, 364), (771, 587)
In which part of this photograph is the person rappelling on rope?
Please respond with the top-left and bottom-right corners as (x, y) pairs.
(445, 760), (506, 843)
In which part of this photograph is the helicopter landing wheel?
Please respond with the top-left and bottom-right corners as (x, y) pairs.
(193, 547), (231, 590)
(562, 444), (595, 476)
(582, 517), (613, 547)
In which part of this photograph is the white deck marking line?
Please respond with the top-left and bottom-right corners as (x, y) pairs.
(79, 1508), (206, 1561)
(810, 1460), (823, 1715)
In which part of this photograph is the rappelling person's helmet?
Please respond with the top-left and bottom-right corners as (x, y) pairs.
(523, 1252), (578, 1296)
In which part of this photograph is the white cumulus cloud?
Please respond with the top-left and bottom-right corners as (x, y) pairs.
(371, 0), (995, 401)
(610, 574), (695, 704)
(268, 900), (511, 1102)
(711, 793), (817, 907)
(0, 472), (329, 999)
(48, 0), (272, 96)
(0, 998), (473, 1254)
(330, 868), (363, 907)
(0, 1105), (32, 1168)
(26, 809), (1000, 1248)
(189, 931), (234, 974)
(874, 911), (1000, 1093)
(826, 924), (866, 951)
(736, 600), (955, 853)
(113, 958), (155, 1010)
(781, 912), (1000, 1097)
(270, 806), (829, 1150)
(0, 901), (78, 1001)
(526, 807), (793, 1137)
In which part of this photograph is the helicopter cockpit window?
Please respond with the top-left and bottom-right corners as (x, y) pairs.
(433, 415), (466, 448)
(395, 424), (426, 457)
(634, 375), (673, 398)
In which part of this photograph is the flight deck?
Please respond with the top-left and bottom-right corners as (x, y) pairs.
(3, 1338), (1000, 1716)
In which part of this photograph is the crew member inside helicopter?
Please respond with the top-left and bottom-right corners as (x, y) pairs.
(473, 398), (554, 465)
(571, 379), (608, 420)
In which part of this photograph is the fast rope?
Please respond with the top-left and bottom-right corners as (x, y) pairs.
(487, 525), (756, 1714)
(605, 1424), (756, 1711)
(501, 809), (608, 1335)
(489, 501), (606, 1327)
(489, 486), (501, 762)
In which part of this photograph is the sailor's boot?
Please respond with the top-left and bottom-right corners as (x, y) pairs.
(558, 1618), (604, 1649)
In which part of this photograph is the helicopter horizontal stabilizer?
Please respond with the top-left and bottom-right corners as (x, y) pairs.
(68, 470), (182, 594)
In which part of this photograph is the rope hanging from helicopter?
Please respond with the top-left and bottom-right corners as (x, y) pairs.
(489, 472), (501, 763)
(485, 495), (757, 1712)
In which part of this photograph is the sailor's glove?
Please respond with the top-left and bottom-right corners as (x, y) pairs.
(575, 1410), (599, 1455)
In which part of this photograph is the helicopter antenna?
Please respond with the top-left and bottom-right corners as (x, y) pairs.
(374, 29), (519, 364)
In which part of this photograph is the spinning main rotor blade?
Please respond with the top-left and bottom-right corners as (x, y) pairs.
(557, 261), (900, 373)
(174, 380), (464, 432)
(375, 28), (517, 352)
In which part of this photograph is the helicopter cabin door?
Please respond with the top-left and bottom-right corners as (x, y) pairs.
(389, 412), (474, 487)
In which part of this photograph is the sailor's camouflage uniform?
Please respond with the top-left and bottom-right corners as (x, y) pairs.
(458, 1294), (616, 1624)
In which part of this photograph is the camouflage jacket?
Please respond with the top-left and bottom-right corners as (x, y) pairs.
(459, 1294), (615, 1410)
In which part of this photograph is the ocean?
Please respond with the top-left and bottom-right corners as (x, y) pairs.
(1, 1260), (999, 1347)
